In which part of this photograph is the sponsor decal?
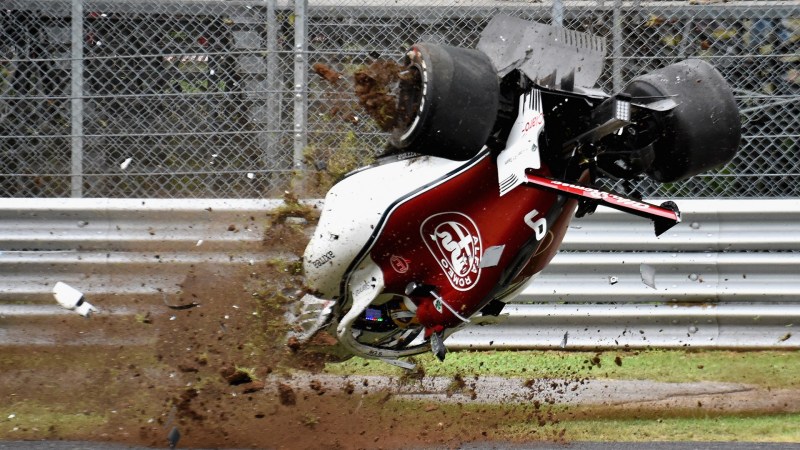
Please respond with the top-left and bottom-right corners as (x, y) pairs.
(521, 113), (544, 134)
(433, 296), (443, 313)
(542, 178), (651, 211)
(389, 255), (410, 274)
(352, 281), (372, 298)
(311, 250), (335, 268)
(421, 212), (482, 291)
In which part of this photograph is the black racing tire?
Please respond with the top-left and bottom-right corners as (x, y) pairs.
(624, 59), (741, 183)
(390, 43), (500, 161)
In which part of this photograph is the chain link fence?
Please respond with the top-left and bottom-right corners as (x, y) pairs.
(1, 0), (798, 198)
(1, 0), (296, 198)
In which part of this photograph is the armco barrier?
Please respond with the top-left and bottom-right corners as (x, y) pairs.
(1, 198), (798, 349)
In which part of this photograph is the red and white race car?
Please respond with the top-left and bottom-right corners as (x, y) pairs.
(290, 16), (741, 368)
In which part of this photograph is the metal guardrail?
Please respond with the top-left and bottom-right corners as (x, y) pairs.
(0, 198), (283, 303)
(1, 198), (798, 349)
(448, 199), (800, 350)
(521, 200), (800, 305)
(557, 199), (800, 252)
(0, 198), (291, 345)
(448, 303), (800, 350)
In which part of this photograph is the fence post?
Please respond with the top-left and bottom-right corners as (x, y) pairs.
(266, 0), (279, 170)
(70, 0), (84, 198)
(551, 0), (564, 27)
(611, 0), (623, 92)
(293, 0), (308, 172)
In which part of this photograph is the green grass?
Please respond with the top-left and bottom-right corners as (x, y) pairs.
(328, 348), (800, 442)
(325, 349), (800, 388)
(0, 402), (107, 440)
(504, 412), (800, 443)
(378, 395), (800, 443)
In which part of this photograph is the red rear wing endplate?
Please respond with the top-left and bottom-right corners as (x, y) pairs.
(524, 174), (681, 236)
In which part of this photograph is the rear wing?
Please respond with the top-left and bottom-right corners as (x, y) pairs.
(524, 174), (681, 236)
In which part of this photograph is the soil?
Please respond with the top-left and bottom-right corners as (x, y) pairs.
(352, 60), (404, 132)
(312, 59), (416, 134)
(0, 257), (568, 449)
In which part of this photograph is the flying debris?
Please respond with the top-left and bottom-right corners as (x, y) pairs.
(52, 282), (98, 317)
(640, 263), (657, 289)
(560, 331), (569, 349)
(167, 426), (180, 449)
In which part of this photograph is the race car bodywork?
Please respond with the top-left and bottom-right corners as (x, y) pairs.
(293, 16), (741, 367)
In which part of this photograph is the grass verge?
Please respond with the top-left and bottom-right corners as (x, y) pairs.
(380, 396), (800, 443)
(0, 402), (107, 440)
(325, 349), (800, 389)
(569, 413), (800, 442)
(502, 411), (800, 443)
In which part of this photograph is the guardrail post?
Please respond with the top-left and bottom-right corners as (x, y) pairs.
(70, 0), (84, 197)
(293, 0), (308, 172)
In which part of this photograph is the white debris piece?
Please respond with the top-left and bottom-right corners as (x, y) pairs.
(284, 216), (308, 226)
(52, 281), (98, 317)
(195, 239), (203, 247)
(480, 245), (505, 268)
(246, 172), (255, 179)
(120, 157), (133, 170)
(640, 263), (657, 289)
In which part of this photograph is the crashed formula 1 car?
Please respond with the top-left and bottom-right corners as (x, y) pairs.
(291, 16), (741, 368)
